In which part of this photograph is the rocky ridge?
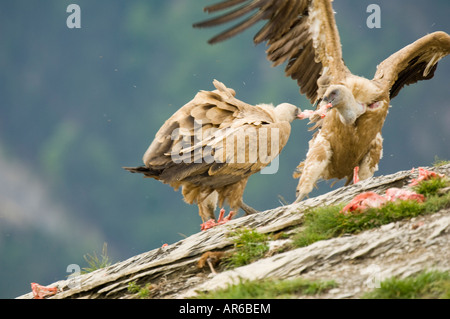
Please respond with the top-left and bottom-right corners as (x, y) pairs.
(17, 164), (450, 299)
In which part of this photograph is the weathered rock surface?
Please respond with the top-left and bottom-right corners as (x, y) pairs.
(17, 165), (450, 299)
(181, 210), (450, 299)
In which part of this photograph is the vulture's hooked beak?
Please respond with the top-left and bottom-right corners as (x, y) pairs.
(295, 107), (302, 119)
(322, 96), (334, 109)
(320, 97), (334, 111)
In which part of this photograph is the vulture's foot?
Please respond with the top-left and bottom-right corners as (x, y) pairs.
(200, 219), (216, 231)
(200, 208), (236, 231)
(239, 202), (259, 215)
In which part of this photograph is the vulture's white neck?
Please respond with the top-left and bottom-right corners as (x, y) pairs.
(260, 103), (300, 123)
(323, 84), (367, 125)
(337, 101), (366, 125)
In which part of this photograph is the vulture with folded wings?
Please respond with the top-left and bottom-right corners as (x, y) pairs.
(124, 80), (299, 227)
(194, 0), (450, 202)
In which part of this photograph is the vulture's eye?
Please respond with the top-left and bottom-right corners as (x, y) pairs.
(329, 90), (338, 98)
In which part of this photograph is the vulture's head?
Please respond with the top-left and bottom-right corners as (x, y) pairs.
(273, 103), (301, 123)
(323, 85), (366, 125)
(322, 85), (353, 109)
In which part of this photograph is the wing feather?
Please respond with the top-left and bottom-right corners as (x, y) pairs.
(141, 80), (283, 186)
(207, 121), (291, 177)
(194, 0), (350, 103)
(373, 31), (450, 99)
(204, 0), (249, 13)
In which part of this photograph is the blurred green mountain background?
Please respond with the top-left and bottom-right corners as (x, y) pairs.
(0, 0), (449, 298)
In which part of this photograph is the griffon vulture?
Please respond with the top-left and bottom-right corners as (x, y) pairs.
(193, 0), (450, 202)
(124, 80), (299, 227)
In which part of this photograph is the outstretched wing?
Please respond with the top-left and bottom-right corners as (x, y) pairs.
(373, 31), (450, 99)
(194, 0), (350, 102)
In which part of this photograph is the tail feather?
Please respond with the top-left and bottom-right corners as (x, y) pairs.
(123, 166), (162, 179)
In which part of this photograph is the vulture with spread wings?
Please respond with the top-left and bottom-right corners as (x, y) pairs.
(194, 0), (450, 202)
(124, 80), (299, 228)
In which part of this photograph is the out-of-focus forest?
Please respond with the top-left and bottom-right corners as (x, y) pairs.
(0, 0), (449, 298)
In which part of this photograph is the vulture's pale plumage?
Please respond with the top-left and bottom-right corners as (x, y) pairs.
(194, 0), (450, 202)
(125, 80), (299, 223)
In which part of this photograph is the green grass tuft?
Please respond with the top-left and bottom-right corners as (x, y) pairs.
(363, 270), (450, 299)
(293, 205), (344, 247)
(412, 176), (448, 197)
(81, 242), (111, 274)
(433, 156), (450, 167)
(293, 185), (450, 248)
(223, 228), (269, 268)
(195, 277), (337, 299)
(127, 281), (152, 299)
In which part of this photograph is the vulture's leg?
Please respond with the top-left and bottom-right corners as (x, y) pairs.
(198, 191), (218, 223)
(294, 137), (331, 203)
(217, 208), (236, 224)
(199, 202), (217, 231)
(294, 192), (308, 203)
(239, 201), (259, 215)
(353, 166), (360, 184)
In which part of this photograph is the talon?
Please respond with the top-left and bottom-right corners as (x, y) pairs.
(200, 219), (217, 231)
(200, 209), (235, 231)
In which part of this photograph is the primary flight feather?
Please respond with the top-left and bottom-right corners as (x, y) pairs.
(194, 0), (450, 202)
